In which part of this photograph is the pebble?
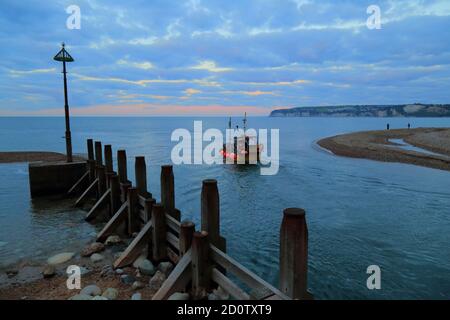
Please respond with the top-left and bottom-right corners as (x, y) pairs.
(131, 293), (142, 300)
(90, 253), (104, 263)
(132, 255), (147, 268)
(100, 265), (114, 278)
(102, 288), (119, 300)
(212, 286), (230, 300)
(148, 271), (166, 291)
(47, 252), (75, 265)
(42, 265), (56, 278)
(132, 281), (145, 290)
(115, 268), (124, 275)
(69, 294), (93, 300)
(105, 235), (122, 246)
(80, 266), (91, 276)
(80, 284), (102, 296)
(6, 269), (19, 278)
(168, 292), (190, 300)
(92, 295), (108, 300)
(137, 259), (155, 276)
(158, 261), (174, 277)
(120, 274), (136, 285)
(81, 242), (105, 257)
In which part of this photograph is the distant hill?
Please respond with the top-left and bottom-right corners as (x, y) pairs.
(270, 104), (450, 117)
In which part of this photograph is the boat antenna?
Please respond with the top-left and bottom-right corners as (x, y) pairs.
(227, 117), (232, 142)
(243, 112), (247, 134)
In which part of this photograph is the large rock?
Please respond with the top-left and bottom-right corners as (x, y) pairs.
(168, 292), (190, 300)
(47, 252), (75, 265)
(148, 271), (166, 291)
(42, 265), (56, 279)
(81, 242), (105, 257)
(136, 259), (155, 276)
(80, 284), (102, 296)
(90, 253), (104, 263)
(158, 262), (174, 277)
(102, 288), (119, 300)
(105, 235), (122, 246)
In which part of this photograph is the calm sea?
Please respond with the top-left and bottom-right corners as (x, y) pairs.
(0, 116), (449, 299)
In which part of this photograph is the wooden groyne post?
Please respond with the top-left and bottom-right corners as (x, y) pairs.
(161, 165), (180, 220)
(201, 179), (226, 251)
(94, 141), (103, 166)
(279, 208), (311, 299)
(104, 145), (113, 174)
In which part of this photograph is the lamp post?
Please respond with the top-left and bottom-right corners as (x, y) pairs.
(53, 43), (74, 162)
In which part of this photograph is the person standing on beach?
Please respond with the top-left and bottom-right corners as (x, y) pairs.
(387, 123), (390, 130)
(408, 123), (411, 129)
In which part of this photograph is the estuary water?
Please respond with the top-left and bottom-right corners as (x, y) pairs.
(0, 116), (449, 299)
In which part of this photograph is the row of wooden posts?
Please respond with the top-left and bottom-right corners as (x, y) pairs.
(68, 138), (312, 300)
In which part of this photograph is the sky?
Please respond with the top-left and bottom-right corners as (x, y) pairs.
(0, 0), (450, 116)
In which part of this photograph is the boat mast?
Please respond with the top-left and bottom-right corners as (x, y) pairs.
(227, 117), (232, 142)
(243, 112), (247, 136)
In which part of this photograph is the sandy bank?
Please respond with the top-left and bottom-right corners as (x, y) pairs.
(0, 152), (84, 164)
(317, 127), (450, 172)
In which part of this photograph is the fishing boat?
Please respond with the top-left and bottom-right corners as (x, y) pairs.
(220, 113), (263, 164)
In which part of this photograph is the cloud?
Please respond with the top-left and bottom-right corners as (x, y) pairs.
(190, 60), (233, 72)
(221, 90), (277, 96)
(184, 88), (202, 96)
(9, 68), (57, 76)
(13, 103), (269, 116)
(117, 59), (154, 70)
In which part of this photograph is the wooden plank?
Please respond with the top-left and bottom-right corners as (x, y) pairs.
(152, 250), (192, 300)
(85, 189), (111, 222)
(167, 247), (179, 264)
(211, 268), (250, 300)
(210, 245), (290, 300)
(67, 171), (89, 195)
(166, 214), (181, 234)
(138, 194), (151, 208)
(96, 202), (128, 242)
(75, 178), (98, 207)
(113, 220), (153, 269)
(166, 232), (180, 251)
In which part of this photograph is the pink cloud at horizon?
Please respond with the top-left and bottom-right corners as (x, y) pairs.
(1, 103), (277, 116)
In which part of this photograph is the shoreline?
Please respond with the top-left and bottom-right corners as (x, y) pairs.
(317, 127), (450, 172)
